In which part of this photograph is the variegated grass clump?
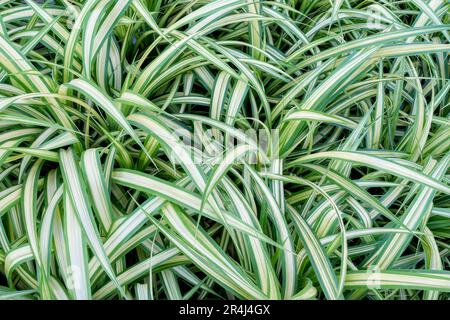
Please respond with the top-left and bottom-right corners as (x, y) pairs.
(0, 0), (449, 300)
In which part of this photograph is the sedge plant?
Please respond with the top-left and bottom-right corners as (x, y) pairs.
(0, 0), (449, 300)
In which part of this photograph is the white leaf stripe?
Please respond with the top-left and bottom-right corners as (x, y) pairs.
(59, 148), (125, 298)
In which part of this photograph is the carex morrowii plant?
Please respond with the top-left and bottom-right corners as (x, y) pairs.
(0, 0), (449, 300)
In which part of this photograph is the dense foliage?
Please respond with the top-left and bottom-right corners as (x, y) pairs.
(0, 0), (449, 300)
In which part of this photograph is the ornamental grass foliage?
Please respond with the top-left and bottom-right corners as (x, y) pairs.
(0, 0), (449, 300)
